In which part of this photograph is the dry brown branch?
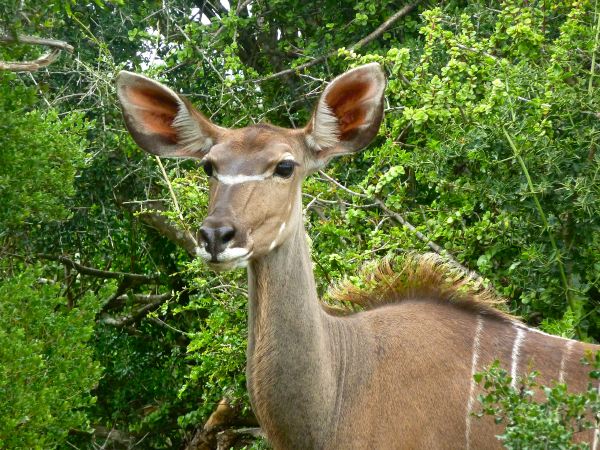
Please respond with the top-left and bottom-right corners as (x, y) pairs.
(254, 1), (421, 83)
(124, 200), (199, 255)
(186, 398), (260, 450)
(0, 34), (74, 72)
(98, 295), (170, 327)
(38, 254), (160, 283)
(0, 34), (74, 52)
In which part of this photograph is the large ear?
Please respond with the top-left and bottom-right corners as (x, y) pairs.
(116, 71), (222, 158)
(304, 63), (385, 164)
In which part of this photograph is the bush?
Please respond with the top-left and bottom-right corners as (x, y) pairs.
(0, 267), (102, 449)
(475, 354), (600, 449)
(0, 72), (89, 232)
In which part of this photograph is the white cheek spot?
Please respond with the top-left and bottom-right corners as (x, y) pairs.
(278, 222), (286, 236)
(268, 222), (287, 252)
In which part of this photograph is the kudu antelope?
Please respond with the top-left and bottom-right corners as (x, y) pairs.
(117, 63), (599, 449)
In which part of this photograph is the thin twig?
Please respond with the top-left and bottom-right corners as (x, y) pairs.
(502, 127), (575, 313)
(318, 170), (369, 198)
(154, 156), (199, 249)
(253, 1), (420, 83)
(373, 199), (483, 282)
(316, 172), (483, 281)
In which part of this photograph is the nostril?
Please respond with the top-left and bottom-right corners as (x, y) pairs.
(199, 227), (211, 247)
(219, 226), (235, 244)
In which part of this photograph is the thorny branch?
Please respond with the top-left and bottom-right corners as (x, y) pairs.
(253, 1), (421, 83)
(0, 34), (74, 71)
(316, 171), (484, 283)
(37, 254), (174, 325)
(38, 254), (160, 284)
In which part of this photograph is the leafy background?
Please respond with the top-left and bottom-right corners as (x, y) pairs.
(0, 0), (598, 448)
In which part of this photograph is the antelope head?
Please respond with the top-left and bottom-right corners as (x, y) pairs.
(116, 63), (385, 271)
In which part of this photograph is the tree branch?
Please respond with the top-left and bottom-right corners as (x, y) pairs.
(98, 295), (170, 327)
(103, 292), (175, 312)
(253, 1), (420, 83)
(372, 199), (483, 282)
(124, 200), (199, 255)
(0, 34), (74, 72)
(0, 34), (75, 52)
(315, 173), (484, 282)
(38, 254), (161, 284)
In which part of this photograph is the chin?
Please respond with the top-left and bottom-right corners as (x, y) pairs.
(205, 258), (249, 272)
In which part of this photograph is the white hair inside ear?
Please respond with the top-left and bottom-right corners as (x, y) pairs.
(304, 63), (386, 157)
(306, 99), (340, 151)
(172, 104), (214, 154)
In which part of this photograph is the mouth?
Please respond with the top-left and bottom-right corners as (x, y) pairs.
(194, 246), (253, 271)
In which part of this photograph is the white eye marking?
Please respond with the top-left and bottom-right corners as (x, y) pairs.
(215, 173), (269, 185)
(281, 153), (296, 161)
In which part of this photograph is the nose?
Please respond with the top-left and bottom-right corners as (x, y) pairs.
(199, 224), (236, 261)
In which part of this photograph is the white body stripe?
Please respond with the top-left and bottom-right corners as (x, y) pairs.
(465, 315), (484, 450)
(510, 327), (526, 388)
(558, 339), (574, 383)
(514, 322), (579, 342)
(594, 385), (600, 450)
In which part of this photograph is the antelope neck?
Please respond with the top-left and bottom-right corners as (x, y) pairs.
(246, 195), (337, 447)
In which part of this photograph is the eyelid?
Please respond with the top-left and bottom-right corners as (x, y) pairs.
(278, 160), (299, 166)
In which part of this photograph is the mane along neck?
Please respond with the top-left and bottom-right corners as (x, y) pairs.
(328, 253), (512, 322)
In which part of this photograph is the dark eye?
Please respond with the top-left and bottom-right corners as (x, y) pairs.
(202, 161), (214, 177)
(274, 160), (295, 178)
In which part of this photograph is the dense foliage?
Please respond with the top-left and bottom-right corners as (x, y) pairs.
(0, 267), (101, 448)
(476, 355), (600, 450)
(0, 0), (598, 448)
